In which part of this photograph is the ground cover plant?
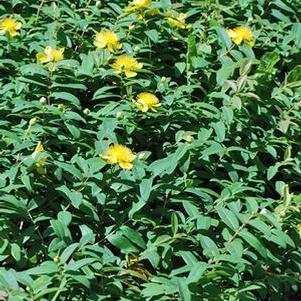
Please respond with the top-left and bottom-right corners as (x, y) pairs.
(0, 0), (301, 300)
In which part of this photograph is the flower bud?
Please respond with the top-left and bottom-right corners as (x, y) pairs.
(58, 104), (65, 112)
(116, 111), (123, 118)
(40, 96), (47, 105)
(138, 152), (146, 159)
(83, 108), (90, 115)
(133, 46), (140, 53)
(279, 209), (286, 217)
(29, 118), (37, 126)
(53, 256), (61, 263)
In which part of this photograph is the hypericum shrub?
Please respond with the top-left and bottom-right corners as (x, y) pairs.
(0, 0), (300, 300)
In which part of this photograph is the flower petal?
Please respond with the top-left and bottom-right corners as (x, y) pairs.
(125, 70), (137, 78)
(119, 162), (133, 170)
(36, 53), (50, 63)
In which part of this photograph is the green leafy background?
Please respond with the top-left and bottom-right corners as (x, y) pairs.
(0, 0), (301, 300)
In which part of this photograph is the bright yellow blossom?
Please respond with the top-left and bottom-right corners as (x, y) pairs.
(94, 31), (122, 52)
(166, 11), (191, 30)
(101, 144), (135, 170)
(136, 7), (160, 20)
(36, 46), (64, 71)
(32, 141), (44, 159)
(226, 26), (254, 47)
(124, 0), (152, 13)
(32, 142), (47, 174)
(0, 17), (21, 37)
(111, 55), (143, 78)
(36, 46), (64, 63)
(147, 8), (160, 16)
(134, 92), (160, 112)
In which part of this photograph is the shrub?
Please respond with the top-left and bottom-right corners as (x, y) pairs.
(0, 0), (300, 300)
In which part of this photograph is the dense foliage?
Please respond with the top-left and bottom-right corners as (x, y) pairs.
(0, 0), (301, 300)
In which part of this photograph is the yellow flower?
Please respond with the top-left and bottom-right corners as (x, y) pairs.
(94, 31), (122, 52)
(0, 18), (21, 37)
(166, 11), (191, 30)
(226, 26), (254, 47)
(36, 46), (64, 63)
(134, 92), (160, 112)
(147, 8), (160, 16)
(136, 7), (160, 19)
(124, 0), (152, 13)
(111, 55), (143, 78)
(32, 141), (44, 159)
(101, 144), (135, 170)
(297, 224), (301, 235)
(31, 142), (46, 174)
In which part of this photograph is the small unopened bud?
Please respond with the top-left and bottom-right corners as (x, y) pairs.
(53, 256), (61, 263)
(133, 46), (140, 53)
(138, 152), (146, 160)
(129, 24), (135, 30)
(29, 118), (37, 126)
(96, 0), (101, 6)
(52, 2), (57, 9)
(116, 111), (123, 118)
(279, 209), (286, 217)
(40, 96), (47, 104)
(161, 76), (167, 82)
(58, 104), (65, 112)
(83, 108), (90, 115)
(84, 11), (89, 16)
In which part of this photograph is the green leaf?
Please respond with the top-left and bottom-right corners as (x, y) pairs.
(107, 233), (140, 253)
(171, 212), (179, 236)
(175, 62), (186, 75)
(267, 165), (279, 180)
(177, 278), (191, 301)
(67, 258), (96, 271)
(291, 23), (301, 47)
(145, 29), (159, 43)
(139, 178), (153, 202)
(55, 162), (83, 180)
(199, 235), (220, 257)
(216, 27), (232, 49)
(239, 229), (267, 258)
(217, 207), (239, 231)
(211, 121), (226, 142)
(60, 243), (79, 263)
(51, 92), (81, 107)
(11, 243), (21, 262)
